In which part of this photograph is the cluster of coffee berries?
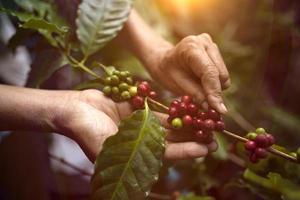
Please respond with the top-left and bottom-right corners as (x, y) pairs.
(102, 69), (137, 102)
(167, 95), (225, 144)
(131, 81), (157, 110)
(244, 128), (275, 163)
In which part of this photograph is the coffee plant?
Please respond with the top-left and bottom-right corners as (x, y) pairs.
(1, 0), (300, 199)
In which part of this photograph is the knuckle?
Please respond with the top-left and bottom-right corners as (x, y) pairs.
(200, 33), (212, 42)
(80, 89), (102, 103)
(182, 35), (198, 44)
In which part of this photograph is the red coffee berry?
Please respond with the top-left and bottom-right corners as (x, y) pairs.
(207, 109), (220, 121)
(183, 115), (193, 127)
(149, 91), (157, 99)
(181, 95), (193, 104)
(195, 130), (212, 144)
(266, 134), (275, 146)
(167, 117), (172, 124)
(255, 134), (269, 148)
(170, 100), (180, 108)
(140, 81), (151, 88)
(215, 121), (225, 132)
(187, 103), (199, 115)
(168, 107), (179, 118)
(179, 102), (188, 115)
(255, 148), (268, 158)
(250, 154), (259, 163)
(197, 111), (207, 120)
(193, 118), (204, 130)
(203, 119), (215, 131)
(245, 140), (257, 151)
(137, 83), (150, 96)
(131, 96), (144, 109)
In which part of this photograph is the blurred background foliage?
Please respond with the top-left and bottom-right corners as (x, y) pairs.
(1, 0), (300, 199)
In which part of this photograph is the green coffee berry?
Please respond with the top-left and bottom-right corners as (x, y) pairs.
(113, 70), (120, 76)
(111, 75), (120, 85)
(120, 71), (127, 79)
(126, 77), (133, 85)
(289, 152), (297, 159)
(246, 132), (257, 140)
(119, 82), (129, 91)
(112, 87), (119, 94)
(103, 86), (112, 95)
(255, 127), (266, 135)
(171, 118), (183, 129)
(129, 86), (138, 97)
(125, 71), (130, 77)
(121, 91), (131, 100)
(105, 77), (112, 85)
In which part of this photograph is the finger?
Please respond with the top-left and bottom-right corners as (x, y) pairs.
(207, 141), (218, 152)
(206, 43), (231, 89)
(187, 49), (227, 114)
(170, 70), (205, 103)
(164, 141), (208, 160)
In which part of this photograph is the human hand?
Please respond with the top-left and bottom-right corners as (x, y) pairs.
(52, 90), (217, 162)
(146, 34), (230, 114)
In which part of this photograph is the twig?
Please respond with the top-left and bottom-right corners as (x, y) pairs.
(48, 153), (93, 176)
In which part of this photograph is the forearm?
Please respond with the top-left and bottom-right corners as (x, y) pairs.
(115, 10), (172, 73)
(0, 85), (71, 132)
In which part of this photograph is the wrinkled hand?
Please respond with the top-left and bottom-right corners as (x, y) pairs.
(54, 90), (217, 162)
(148, 34), (230, 114)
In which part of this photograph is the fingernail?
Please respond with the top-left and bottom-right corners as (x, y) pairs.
(220, 103), (228, 113)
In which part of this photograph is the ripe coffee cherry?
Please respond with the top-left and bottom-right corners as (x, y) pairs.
(140, 81), (151, 88)
(137, 83), (150, 96)
(111, 75), (120, 85)
(129, 86), (138, 97)
(215, 121), (225, 132)
(193, 118), (204, 129)
(245, 140), (257, 151)
(171, 118), (183, 130)
(203, 119), (215, 131)
(119, 82), (129, 91)
(181, 95), (192, 104)
(112, 87), (119, 94)
(250, 154), (259, 163)
(207, 109), (220, 121)
(246, 132), (257, 140)
(179, 102), (188, 115)
(121, 91), (131, 100)
(182, 115), (193, 127)
(255, 148), (268, 158)
(171, 100), (180, 108)
(168, 107), (179, 118)
(103, 86), (112, 95)
(149, 91), (157, 99)
(255, 134), (269, 148)
(187, 103), (199, 115)
(256, 127), (266, 135)
(131, 96), (144, 109)
(265, 134), (275, 146)
(197, 111), (207, 120)
(195, 130), (212, 143)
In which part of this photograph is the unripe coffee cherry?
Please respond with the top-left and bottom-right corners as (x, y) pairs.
(131, 96), (144, 109)
(103, 86), (112, 95)
(187, 103), (199, 115)
(129, 86), (138, 97)
(105, 77), (112, 85)
(255, 148), (268, 158)
(255, 134), (269, 148)
(207, 109), (220, 121)
(111, 75), (120, 85)
(181, 95), (192, 104)
(215, 121), (225, 132)
(246, 132), (257, 140)
(126, 77), (133, 85)
(203, 119), (215, 131)
(182, 115), (193, 127)
(256, 127), (266, 135)
(120, 71), (127, 79)
(168, 107), (179, 118)
(119, 82), (129, 91)
(112, 87), (119, 94)
(113, 70), (120, 76)
(171, 118), (183, 130)
(121, 91), (131, 100)
(245, 140), (256, 151)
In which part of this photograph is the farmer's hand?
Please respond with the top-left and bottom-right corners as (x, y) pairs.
(116, 10), (230, 114)
(52, 90), (217, 161)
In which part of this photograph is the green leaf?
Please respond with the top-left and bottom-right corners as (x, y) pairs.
(178, 193), (215, 200)
(76, 0), (133, 58)
(91, 102), (166, 200)
(243, 169), (300, 200)
(74, 78), (103, 90)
